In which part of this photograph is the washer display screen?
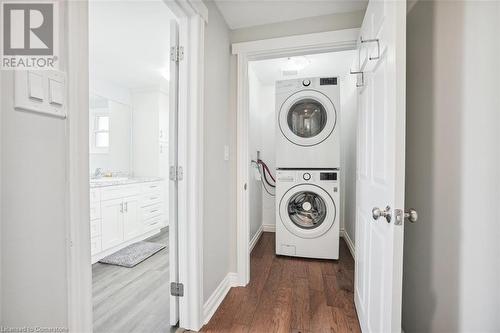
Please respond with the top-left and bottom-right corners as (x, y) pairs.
(287, 191), (327, 229)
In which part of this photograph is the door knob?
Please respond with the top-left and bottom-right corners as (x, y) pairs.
(394, 208), (419, 225)
(372, 205), (391, 223)
(405, 208), (418, 223)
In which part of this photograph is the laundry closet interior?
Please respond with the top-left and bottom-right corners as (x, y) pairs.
(247, 50), (358, 259)
(232, 48), (362, 331)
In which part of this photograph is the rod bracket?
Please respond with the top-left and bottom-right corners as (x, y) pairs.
(361, 37), (381, 61)
(350, 69), (364, 88)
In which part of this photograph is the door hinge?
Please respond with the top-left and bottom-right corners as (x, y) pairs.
(169, 166), (183, 181)
(170, 282), (184, 297)
(170, 46), (184, 62)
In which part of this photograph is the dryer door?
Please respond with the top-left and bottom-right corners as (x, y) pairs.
(278, 90), (337, 147)
(279, 184), (336, 239)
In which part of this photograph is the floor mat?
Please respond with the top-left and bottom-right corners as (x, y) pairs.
(98, 241), (166, 268)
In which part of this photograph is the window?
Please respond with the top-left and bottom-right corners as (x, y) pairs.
(90, 114), (110, 153)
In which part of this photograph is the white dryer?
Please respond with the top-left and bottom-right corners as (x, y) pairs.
(276, 169), (339, 259)
(276, 77), (340, 169)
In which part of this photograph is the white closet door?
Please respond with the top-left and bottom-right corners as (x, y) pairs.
(354, 0), (407, 332)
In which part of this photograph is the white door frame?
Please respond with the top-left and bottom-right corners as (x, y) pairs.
(66, 0), (207, 331)
(232, 28), (360, 285)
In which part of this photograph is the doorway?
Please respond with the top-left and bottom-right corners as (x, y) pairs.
(67, 0), (208, 331)
(88, 1), (174, 332)
(207, 49), (361, 332)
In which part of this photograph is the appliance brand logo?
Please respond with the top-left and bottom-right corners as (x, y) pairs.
(1, 2), (59, 69)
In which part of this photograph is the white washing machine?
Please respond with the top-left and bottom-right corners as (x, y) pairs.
(276, 77), (340, 169)
(276, 169), (340, 259)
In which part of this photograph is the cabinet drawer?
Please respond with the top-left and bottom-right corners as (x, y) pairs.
(142, 181), (162, 192)
(90, 219), (101, 238)
(90, 236), (102, 255)
(90, 202), (101, 220)
(142, 203), (163, 221)
(101, 185), (140, 201)
(90, 188), (101, 203)
(144, 215), (162, 229)
(141, 190), (162, 207)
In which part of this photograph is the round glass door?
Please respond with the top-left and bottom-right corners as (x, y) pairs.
(287, 191), (327, 229)
(279, 90), (336, 147)
(279, 184), (336, 239)
(287, 99), (327, 139)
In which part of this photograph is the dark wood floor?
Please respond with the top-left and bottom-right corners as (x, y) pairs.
(92, 228), (177, 333)
(201, 232), (360, 333)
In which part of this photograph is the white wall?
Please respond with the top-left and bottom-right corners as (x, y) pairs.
(248, 68), (264, 240)
(202, 0), (234, 303)
(90, 78), (131, 106)
(339, 74), (357, 245)
(230, 10), (365, 43)
(248, 69), (276, 240)
(259, 85), (276, 228)
(0, 3), (69, 327)
(403, 1), (500, 332)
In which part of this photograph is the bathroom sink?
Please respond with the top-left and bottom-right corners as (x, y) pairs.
(90, 177), (129, 183)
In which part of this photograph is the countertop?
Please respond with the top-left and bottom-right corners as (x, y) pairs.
(90, 177), (164, 188)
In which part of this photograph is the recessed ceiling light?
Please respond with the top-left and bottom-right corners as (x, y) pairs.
(281, 56), (310, 72)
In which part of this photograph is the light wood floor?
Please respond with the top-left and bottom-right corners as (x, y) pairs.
(92, 228), (177, 333)
(201, 232), (360, 333)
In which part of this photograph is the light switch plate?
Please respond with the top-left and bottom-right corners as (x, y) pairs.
(28, 72), (44, 101)
(49, 78), (64, 105)
(224, 145), (230, 161)
(15, 70), (67, 118)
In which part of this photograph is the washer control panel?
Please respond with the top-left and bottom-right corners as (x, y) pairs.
(320, 172), (337, 181)
(277, 170), (338, 183)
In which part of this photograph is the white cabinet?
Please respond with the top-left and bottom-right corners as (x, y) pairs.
(132, 90), (169, 177)
(101, 198), (124, 250)
(123, 196), (142, 240)
(90, 180), (166, 263)
(90, 189), (102, 255)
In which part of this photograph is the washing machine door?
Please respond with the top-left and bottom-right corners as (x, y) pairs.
(278, 90), (337, 147)
(279, 184), (336, 239)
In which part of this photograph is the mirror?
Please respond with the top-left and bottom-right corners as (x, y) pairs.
(89, 93), (132, 175)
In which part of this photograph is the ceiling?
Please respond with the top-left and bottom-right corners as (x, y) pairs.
(249, 50), (357, 85)
(214, 0), (367, 29)
(89, 0), (175, 90)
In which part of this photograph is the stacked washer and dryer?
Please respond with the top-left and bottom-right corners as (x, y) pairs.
(275, 77), (340, 260)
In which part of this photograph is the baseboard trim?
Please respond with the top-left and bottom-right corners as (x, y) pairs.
(249, 225), (263, 253)
(203, 272), (238, 324)
(340, 229), (356, 260)
(262, 224), (275, 232)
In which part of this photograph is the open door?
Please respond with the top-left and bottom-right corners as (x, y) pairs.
(169, 19), (180, 327)
(354, 0), (407, 332)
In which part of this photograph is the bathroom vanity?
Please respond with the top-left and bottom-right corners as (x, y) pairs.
(89, 178), (167, 263)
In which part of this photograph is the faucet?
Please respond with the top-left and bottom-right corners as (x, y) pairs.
(94, 168), (104, 178)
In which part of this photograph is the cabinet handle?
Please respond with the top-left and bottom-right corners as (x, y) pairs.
(120, 203), (124, 213)
(125, 202), (128, 212)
